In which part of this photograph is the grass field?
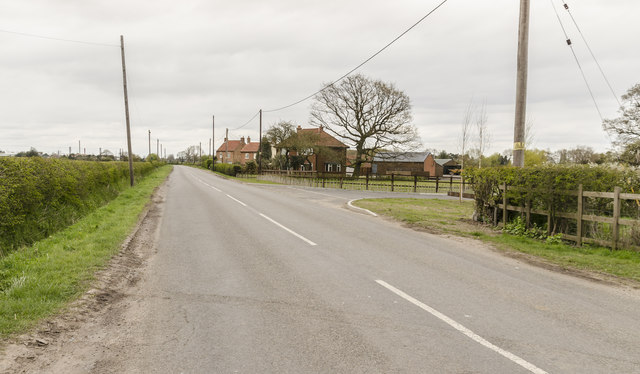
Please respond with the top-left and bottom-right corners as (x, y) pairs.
(0, 165), (172, 337)
(259, 174), (474, 194)
(354, 198), (640, 283)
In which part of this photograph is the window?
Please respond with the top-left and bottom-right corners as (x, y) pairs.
(226, 152), (230, 158)
(245, 153), (249, 159)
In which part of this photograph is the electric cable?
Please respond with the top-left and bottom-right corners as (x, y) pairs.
(231, 110), (260, 130)
(550, 0), (603, 121)
(558, 1), (620, 106)
(0, 28), (119, 47)
(263, 0), (450, 113)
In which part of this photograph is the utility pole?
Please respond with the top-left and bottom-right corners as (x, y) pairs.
(199, 142), (202, 160)
(212, 115), (215, 167)
(513, 0), (530, 167)
(120, 35), (135, 186)
(258, 109), (263, 174)
(225, 128), (229, 164)
(78, 140), (81, 154)
(157, 139), (159, 156)
(68, 146), (71, 155)
(148, 130), (151, 156)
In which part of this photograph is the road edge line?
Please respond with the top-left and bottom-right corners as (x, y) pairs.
(347, 199), (378, 217)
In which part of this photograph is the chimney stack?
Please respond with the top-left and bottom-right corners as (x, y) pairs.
(247, 136), (251, 143)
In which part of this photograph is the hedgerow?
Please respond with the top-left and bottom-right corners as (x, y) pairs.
(0, 158), (158, 254)
(214, 163), (242, 176)
(466, 165), (640, 245)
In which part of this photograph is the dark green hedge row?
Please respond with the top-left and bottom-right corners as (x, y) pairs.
(214, 163), (242, 176)
(466, 165), (640, 224)
(0, 158), (159, 254)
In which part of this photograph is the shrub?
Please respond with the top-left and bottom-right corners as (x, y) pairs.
(214, 163), (242, 176)
(244, 161), (257, 174)
(0, 158), (158, 254)
(466, 165), (640, 223)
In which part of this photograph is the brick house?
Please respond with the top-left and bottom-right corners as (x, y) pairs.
(276, 126), (348, 173)
(217, 136), (260, 165)
(372, 152), (452, 177)
(240, 137), (260, 165)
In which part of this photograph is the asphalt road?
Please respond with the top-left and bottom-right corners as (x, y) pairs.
(120, 166), (640, 373)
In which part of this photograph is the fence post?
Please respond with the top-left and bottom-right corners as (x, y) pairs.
(525, 200), (531, 229)
(413, 175), (418, 193)
(366, 172), (369, 190)
(391, 174), (395, 192)
(435, 176), (439, 193)
(322, 174), (325, 188)
(612, 186), (621, 250)
(502, 183), (508, 225)
(340, 176), (344, 189)
(577, 184), (583, 246)
(450, 176), (453, 192)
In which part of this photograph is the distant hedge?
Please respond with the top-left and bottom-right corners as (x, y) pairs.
(214, 163), (242, 176)
(0, 158), (158, 254)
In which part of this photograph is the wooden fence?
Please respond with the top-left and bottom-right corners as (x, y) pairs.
(258, 170), (473, 195)
(496, 183), (640, 250)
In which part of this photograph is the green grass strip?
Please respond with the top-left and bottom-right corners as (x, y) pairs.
(0, 165), (172, 337)
(355, 198), (640, 283)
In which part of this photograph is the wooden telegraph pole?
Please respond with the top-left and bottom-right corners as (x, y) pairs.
(120, 35), (135, 186)
(512, 0), (530, 167)
(258, 109), (263, 174)
(148, 130), (151, 157)
(212, 115), (215, 169)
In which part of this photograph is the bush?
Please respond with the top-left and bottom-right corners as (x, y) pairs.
(243, 161), (257, 174)
(0, 158), (158, 254)
(214, 163), (242, 176)
(467, 165), (640, 222)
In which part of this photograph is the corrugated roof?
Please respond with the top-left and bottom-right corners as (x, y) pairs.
(373, 152), (430, 163)
(435, 158), (455, 166)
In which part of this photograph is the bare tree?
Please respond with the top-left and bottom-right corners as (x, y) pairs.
(603, 83), (640, 146)
(525, 116), (535, 149)
(475, 101), (490, 168)
(310, 74), (419, 176)
(459, 100), (474, 171)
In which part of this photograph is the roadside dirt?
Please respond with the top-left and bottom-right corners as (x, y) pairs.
(0, 178), (168, 374)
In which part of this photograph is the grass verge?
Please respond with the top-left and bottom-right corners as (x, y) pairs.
(0, 165), (172, 337)
(354, 198), (640, 283)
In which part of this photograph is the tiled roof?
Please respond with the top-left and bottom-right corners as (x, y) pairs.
(241, 142), (260, 152)
(216, 140), (244, 152)
(296, 128), (348, 148)
(373, 152), (430, 163)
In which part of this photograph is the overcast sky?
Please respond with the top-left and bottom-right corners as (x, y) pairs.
(1, 0), (638, 158)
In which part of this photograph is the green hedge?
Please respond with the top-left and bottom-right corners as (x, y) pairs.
(214, 163), (242, 176)
(0, 158), (158, 254)
(466, 165), (640, 241)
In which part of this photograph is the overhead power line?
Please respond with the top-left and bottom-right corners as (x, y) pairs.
(231, 110), (260, 131)
(0, 28), (119, 47)
(558, 1), (620, 106)
(263, 0), (450, 113)
(549, 0), (603, 121)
